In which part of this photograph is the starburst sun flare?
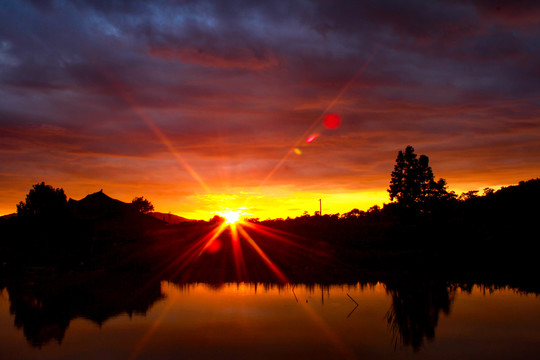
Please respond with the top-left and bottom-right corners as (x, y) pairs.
(218, 210), (243, 224)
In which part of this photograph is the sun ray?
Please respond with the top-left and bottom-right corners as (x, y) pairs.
(197, 222), (229, 256)
(150, 222), (229, 282)
(135, 112), (211, 193)
(294, 287), (358, 360)
(241, 221), (331, 260)
(93, 62), (211, 193)
(230, 223), (248, 281)
(236, 224), (288, 283)
(128, 286), (180, 360)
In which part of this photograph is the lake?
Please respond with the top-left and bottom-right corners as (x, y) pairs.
(1, 281), (539, 359)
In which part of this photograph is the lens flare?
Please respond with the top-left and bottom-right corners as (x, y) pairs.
(306, 134), (319, 143)
(218, 210), (242, 224)
(323, 113), (341, 129)
(206, 239), (222, 254)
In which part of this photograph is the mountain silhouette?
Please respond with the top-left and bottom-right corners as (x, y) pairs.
(68, 190), (134, 219)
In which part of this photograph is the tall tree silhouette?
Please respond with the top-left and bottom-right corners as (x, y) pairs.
(16, 182), (67, 217)
(388, 146), (453, 211)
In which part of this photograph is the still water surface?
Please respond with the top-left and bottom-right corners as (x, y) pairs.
(1, 282), (539, 359)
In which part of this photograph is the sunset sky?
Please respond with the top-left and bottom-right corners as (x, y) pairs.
(1, 0), (539, 220)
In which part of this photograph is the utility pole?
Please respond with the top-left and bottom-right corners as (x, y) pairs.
(319, 198), (322, 216)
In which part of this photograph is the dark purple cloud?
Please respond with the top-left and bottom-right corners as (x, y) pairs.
(1, 0), (539, 217)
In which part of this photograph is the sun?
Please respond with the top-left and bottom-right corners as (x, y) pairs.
(218, 210), (242, 224)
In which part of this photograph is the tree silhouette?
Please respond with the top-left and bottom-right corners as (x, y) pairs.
(388, 146), (453, 211)
(16, 182), (67, 217)
(459, 190), (479, 201)
(341, 208), (363, 219)
(131, 196), (154, 214)
(209, 215), (225, 223)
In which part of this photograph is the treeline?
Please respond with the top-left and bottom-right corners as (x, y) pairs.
(244, 146), (540, 281)
(248, 177), (539, 280)
(253, 177), (539, 240)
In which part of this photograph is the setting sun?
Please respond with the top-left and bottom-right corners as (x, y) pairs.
(1, 2), (539, 359)
(218, 210), (242, 224)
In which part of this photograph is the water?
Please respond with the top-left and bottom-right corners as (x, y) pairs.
(1, 281), (539, 359)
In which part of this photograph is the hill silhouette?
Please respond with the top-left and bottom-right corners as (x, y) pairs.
(0, 189), (164, 270)
(149, 211), (189, 224)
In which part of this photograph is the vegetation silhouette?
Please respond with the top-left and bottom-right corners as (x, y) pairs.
(16, 182), (68, 218)
(131, 196), (154, 214)
(388, 146), (455, 213)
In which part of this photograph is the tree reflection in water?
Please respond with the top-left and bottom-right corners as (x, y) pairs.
(385, 280), (456, 351)
(4, 272), (164, 347)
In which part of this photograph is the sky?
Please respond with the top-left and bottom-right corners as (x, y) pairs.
(1, 0), (539, 220)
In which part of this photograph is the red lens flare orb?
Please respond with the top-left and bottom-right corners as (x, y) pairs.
(206, 239), (222, 254)
(306, 133), (319, 143)
(323, 113), (341, 129)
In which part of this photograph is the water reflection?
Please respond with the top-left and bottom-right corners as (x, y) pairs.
(385, 281), (455, 351)
(3, 272), (163, 347)
(0, 276), (539, 359)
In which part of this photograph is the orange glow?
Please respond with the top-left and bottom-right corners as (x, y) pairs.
(179, 190), (389, 221)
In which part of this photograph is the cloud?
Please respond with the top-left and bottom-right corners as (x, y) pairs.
(1, 0), (540, 218)
(148, 45), (279, 70)
(466, 0), (540, 25)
